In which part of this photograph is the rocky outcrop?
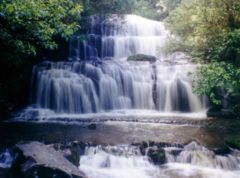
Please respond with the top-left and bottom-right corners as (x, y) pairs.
(135, 141), (179, 165)
(207, 92), (240, 118)
(127, 54), (157, 63)
(16, 141), (86, 178)
(53, 141), (87, 167)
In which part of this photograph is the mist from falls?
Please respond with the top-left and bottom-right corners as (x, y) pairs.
(16, 14), (208, 121)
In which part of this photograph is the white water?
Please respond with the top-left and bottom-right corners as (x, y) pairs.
(30, 59), (206, 113)
(11, 15), (239, 178)
(16, 15), (208, 120)
(80, 146), (160, 178)
(0, 149), (14, 169)
(79, 142), (240, 178)
(80, 146), (159, 178)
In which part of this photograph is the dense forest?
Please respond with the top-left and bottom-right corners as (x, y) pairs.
(0, 0), (239, 118)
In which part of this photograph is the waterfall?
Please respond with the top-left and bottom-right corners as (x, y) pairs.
(79, 145), (160, 178)
(17, 14), (208, 119)
(69, 15), (168, 61)
(10, 14), (239, 178)
(79, 142), (240, 178)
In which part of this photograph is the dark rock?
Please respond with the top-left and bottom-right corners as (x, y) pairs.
(23, 165), (75, 178)
(131, 142), (141, 147)
(139, 141), (148, 155)
(228, 93), (240, 105)
(53, 143), (66, 151)
(0, 167), (12, 178)
(149, 141), (156, 147)
(208, 105), (222, 113)
(68, 142), (86, 166)
(127, 54), (157, 63)
(207, 109), (237, 118)
(156, 142), (183, 148)
(226, 138), (240, 150)
(213, 146), (231, 155)
(16, 141), (86, 178)
(87, 124), (96, 130)
(52, 141), (86, 167)
(147, 147), (166, 165)
(169, 149), (182, 157)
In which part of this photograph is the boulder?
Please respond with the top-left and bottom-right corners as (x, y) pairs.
(16, 141), (86, 178)
(147, 147), (166, 165)
(127, 54), (157, 63)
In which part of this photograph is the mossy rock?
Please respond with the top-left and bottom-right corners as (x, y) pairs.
(127, 54), (157, 63)
(226, 138), (240, 149)
(147, 148), (166, 165)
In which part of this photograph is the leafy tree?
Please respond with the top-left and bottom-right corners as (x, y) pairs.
(0, 0), (82, 117)
(0, 0), (82, 56)
(82, 0), (164, 20)
(193, 62), (240, 104)
(165, 0), (240, 113)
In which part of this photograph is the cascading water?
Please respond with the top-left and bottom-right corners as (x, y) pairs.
(17, 14), (207, 120)
(10, 14), (240, 178)
(69, 15), (168, 60)
(79, 142), (240, 178)
(79, 145), (160, 178)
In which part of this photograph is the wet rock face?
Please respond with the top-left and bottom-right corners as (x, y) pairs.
(136, 141), (185, 165)
(53, 141), (88, 167)
(136, 141), (176, 165)
(0, 141), (91, 178)
(207, 91), (240, 118)
(15, 142), (86, 178)
(147, 147), (166, 165)
(23, 166), (75, 178)
(127, 54), (157, 63)
(138, 141), (148, 155)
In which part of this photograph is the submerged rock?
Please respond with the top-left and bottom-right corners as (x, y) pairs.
(147, 147), (166, 165)
(16, 141), (86, 178)
(127, 54), (157, 63)
(87, 123), (97, 130)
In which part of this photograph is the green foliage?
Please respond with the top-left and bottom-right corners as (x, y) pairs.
(131, 0), (163, 20)
(208, 29), (240, 64)
(159, 36), (197, 56)
(0, 0), (82, 55)
(165, 0), (240, 113)
(226, 138), (240, 149)
(165, 0), (240, 58)
(83, 0), (176, 20)
(193, 62), (240, 105)
(0, 0), (82, 117)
